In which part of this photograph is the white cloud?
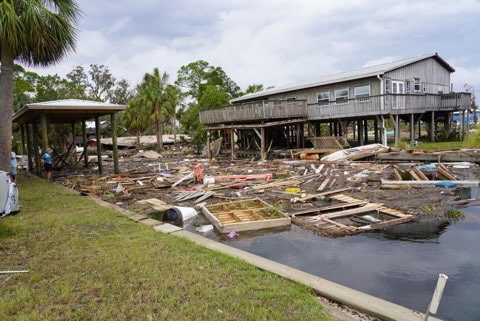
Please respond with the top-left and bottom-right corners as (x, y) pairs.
(30, 0), (480, 94)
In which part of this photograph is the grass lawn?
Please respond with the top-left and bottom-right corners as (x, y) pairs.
(0, 175), (335, 321)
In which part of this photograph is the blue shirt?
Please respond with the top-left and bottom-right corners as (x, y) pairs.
(42, 153), (52, 165)
(10, 152), (16, 173)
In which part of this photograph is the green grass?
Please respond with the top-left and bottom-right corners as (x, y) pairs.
(413, 141), (467, 150)
(0, 175), (335, 321)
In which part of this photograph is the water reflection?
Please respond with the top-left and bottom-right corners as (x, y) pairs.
(371, 220), (451, 243)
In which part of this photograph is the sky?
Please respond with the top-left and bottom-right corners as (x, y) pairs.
(33, 0), (480, 94)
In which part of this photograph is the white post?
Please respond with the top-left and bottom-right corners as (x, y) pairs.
(424, 274), (448, 321)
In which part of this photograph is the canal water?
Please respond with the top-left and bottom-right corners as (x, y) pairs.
(185, 193), (480, 321)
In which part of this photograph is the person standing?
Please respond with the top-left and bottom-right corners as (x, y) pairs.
(10, 150), (17, 182)
(41, 148), (53, 183)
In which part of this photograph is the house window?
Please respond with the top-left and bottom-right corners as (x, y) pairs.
(406, 80), (411, 93)
(385, 79), (391, 93)
(354, 85), (370, 101)
(414, 78), (421, 92)
(317, 92), (330, 105)
(335, 88), (349, 104)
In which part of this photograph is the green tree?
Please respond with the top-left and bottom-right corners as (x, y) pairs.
(244, 83), (264, 95)
(122, 96), (150, 146)
(198, 85), (230, 110)
(176, 60), (240, 148)
(66, 64), (132, 103)
(0, 0), (81, 171)
(175, 60), (241, 101)
(13, 64), (39, 111)
(35, 74), (86, 102)
(138, 68), (174, 150)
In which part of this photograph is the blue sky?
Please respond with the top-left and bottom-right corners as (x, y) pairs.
(34, 0), (480, 94)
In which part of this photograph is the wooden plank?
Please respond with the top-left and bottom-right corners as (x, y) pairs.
(293, 188), (355, 203)
(320, 203), (383, 219)
(393, 168), (403, 181)
(408, 169), (422, 181)
(413, 167), (429, 180)
(438, 166), (456, 180)
(252, 179), (301, 191)
(317, 179), (330, 191)
(321, 218), (350, 229)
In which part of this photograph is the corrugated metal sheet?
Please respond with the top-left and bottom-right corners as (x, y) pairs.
(232, 53), (454, 103)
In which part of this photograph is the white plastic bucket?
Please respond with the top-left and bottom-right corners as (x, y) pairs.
(163, 206), (198, 222)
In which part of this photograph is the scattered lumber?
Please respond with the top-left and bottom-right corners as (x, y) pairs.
(291, 187), (355, 203)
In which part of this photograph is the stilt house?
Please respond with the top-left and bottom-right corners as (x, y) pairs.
(199, 53), (472, 159)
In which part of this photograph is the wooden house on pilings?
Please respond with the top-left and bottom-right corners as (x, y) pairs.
(199, 53), (472, 160)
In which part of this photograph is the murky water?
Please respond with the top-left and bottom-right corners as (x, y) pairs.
(185, 192), (480, 321)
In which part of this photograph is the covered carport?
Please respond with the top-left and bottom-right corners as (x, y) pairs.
(12, 99), (126, 175)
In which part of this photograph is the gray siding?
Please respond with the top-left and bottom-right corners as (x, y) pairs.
(262, 76), (381, 104)
(385, 58), (451, 94)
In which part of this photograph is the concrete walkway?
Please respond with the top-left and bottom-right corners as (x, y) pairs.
(91, 196), (441, 321)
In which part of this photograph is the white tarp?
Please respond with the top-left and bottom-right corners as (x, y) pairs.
(0, 171), (19, 217)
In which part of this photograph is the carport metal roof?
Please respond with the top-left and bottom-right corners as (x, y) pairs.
(12, 99), (126, 124)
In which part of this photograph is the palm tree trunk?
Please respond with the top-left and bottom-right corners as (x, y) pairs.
(0, 45), (15, 172)
(159, 122), (164, 150)
(172, 115), (177, 147)
(155, 122), (161, 150)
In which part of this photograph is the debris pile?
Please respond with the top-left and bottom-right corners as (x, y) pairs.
(54, 144), (480, 237)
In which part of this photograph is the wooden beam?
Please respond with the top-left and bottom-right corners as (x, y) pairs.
(95, 116), (103, 174)
(25, 122), (33, 173)
(71, 121), (76, 165)
(230, 128), (235, 158)
(82, 120), (88, 167)
(32, 120), (41, 175)
(20, 124), (26, 156)
(111, 113), (119, 174)
(205, 118), (307, 130)
(260, 127), (266, 161)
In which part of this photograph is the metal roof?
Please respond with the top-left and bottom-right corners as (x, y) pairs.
(13, 99), (126, 124)
(232, 53), (455, 103)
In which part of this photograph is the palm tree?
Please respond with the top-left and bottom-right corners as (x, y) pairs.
(138, 68), (172, 150)
(164, 84), (183, 146)
(122, 97), (151, 146)
(0, 0), (81, 171)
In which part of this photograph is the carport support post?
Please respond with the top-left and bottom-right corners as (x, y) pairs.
(95, 116), (103, 174)
(25, 122), (33, 172)
(32, 120), (41, 175)
(71, 122), (76, 164)
(40, 113), (48, 152)
(20, 124), (26, 155)
(111, 113), (119, 174)
(82, 120), (88, 167)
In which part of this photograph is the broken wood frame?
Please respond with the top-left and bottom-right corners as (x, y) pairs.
(293, 194), (414, 236)
(205, 118), (307, 160)
(202, 198), (291, 233)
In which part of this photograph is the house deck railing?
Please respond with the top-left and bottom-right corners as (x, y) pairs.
(199, 93), (471, 125)
(307, 92), (471, 120)
(199, 99), (307, 125)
